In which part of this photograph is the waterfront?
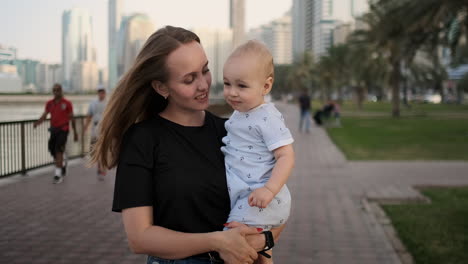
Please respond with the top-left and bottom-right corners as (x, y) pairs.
(0, 95), (94, 121)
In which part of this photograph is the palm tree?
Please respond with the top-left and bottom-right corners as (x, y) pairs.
(393, 0), (467, 103)
(287, 52), (315, 94)
(349, 0), (430, 116)
(397, 0), (468, 58)
(323, 44), (352, 103)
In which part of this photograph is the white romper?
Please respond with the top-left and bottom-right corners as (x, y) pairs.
(221, 103), (294, 229)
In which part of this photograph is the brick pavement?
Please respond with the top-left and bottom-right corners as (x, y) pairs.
(1, 101), (468, 263)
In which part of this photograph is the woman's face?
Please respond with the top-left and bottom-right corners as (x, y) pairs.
(164, 41), (212, 113)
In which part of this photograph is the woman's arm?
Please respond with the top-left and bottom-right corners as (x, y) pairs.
(122, 206), (260, 263)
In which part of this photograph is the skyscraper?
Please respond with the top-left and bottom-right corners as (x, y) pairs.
(62, 8), (97, 91)
(192, 28), (233, 86)
(117, 14), (154, 77)
(292, 0), (314, 61)
(230, 0), (245, 48)
(249, 13), (293, 65)
(293, 0), (369, 60)
(312, 0), (353, 58)
(109, 0), (123, 90)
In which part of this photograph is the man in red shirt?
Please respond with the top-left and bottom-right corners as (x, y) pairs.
(34, 83), (78, 184)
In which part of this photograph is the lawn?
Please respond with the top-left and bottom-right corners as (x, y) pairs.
(312, 100), (468, 115)
(382, 187), (468, 264)
(326, 117), (468, 160)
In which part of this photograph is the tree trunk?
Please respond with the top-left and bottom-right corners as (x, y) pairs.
(337, 85), (344, 105)
(457, 82), (464, 104)
(402, 77), (410, 108)
(391, 60), (401, 117)
(321, 85), (327, 103)
(356, 85), (365, 110)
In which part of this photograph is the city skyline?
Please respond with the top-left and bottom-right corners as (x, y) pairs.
(1, 0), (292, 68)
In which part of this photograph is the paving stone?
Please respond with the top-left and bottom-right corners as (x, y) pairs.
(1, 102), (468, 263)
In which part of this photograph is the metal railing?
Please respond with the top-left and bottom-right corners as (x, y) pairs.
(0, 116), (91, 178)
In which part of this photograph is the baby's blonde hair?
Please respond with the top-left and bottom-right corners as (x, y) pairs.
(229, 40), (274, 79)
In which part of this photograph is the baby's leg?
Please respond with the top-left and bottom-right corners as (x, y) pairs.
(255, 250), (273, 264)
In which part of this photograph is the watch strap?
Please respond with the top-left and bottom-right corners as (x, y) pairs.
(262, 231), (274, 251)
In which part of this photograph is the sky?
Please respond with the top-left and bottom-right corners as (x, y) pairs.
(1, 0), (292, 68)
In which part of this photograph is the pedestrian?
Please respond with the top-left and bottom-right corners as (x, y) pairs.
(90, 26), (284, 264)
(331, 100), (341, 127)
(222, 40), (295, 263)
(84, 84), (107, 180)
(33, 83), (78, 184)
(298, 89), (311, 133)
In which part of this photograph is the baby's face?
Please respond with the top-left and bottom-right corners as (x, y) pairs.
(223, 55), (268, 112)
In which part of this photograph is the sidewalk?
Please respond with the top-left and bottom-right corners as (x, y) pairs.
(1, 101), (468, 263)
(274, 102), (468, 264)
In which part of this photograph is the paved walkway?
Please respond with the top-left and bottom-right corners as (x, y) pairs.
(1, 102), (468, 263)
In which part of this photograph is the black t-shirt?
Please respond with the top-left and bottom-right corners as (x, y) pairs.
(112, 111), (230, 233)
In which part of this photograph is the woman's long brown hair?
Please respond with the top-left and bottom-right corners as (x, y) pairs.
(90, 26), (201, 169)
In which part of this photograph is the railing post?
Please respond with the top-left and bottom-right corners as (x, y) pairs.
(20, 122), (26, 175)
(81, 117), (85, 157)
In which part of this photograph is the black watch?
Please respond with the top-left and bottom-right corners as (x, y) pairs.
(262, 231), (275, 251)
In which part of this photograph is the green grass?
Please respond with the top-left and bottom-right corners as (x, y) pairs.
(312, 100), (468, 115)
(382, 187), (468, 264)
(327, 117), (468, 160)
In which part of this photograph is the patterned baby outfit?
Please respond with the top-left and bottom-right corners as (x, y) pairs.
(221, 103), (294, 229)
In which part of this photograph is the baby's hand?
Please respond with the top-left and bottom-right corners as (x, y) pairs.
(248, 187), (274, 208)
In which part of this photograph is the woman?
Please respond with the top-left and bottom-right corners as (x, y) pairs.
(91, 26), (284, 264)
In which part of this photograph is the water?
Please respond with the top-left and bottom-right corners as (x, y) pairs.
(0, 96), (92, 122)
(0, 94), (227, 122)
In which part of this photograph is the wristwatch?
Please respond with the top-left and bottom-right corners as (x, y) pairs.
(262, 231), (275, 251)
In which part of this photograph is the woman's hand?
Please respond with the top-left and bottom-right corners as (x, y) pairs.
(225, 222), (265, 252)
(225, 222), (287, 251)
(214, 225), (260, 264)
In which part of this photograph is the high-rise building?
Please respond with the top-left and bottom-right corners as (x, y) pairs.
(312, 0), (353, 58)
(71, 61), (99, 92)
(249, 13), (293, 65)
(108, 0), (123, 90)
(292, 0), (314, 61)
(293, 0), (369, 60)
(192, 28), (233, 87)
(117, 14), (154, 77)
(62, 8), (97, 92)
(332, 23), (352, 45)
(98, 68), (108, 88)
(230, 0), (245, 48)
(14, 59), (39, 90)
(36, 63), (49, 92)
(0, 64), (22, 93)
(0, 44), (17, 62)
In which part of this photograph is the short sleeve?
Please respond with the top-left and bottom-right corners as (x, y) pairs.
(112, 124), (156, 212)
(258, 112), (294, 151)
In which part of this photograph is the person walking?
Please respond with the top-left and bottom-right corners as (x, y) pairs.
(298, 89), (311, 133)
(84, 85), (107, 180)
(34, 83), (78, 184)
